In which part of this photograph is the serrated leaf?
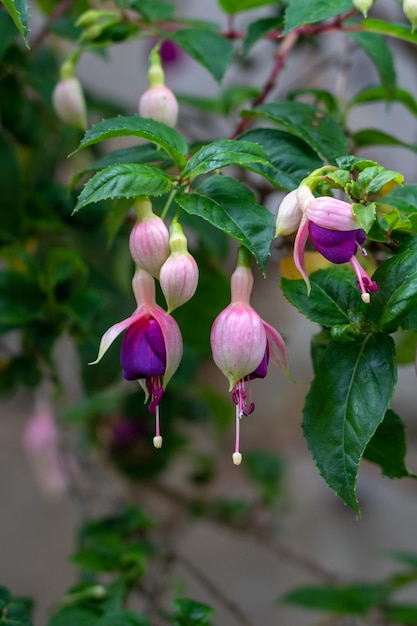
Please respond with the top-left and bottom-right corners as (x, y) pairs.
(352, 128), (417, 153)
(72, 116), (188, 168)
(2, 0), (30, 47)
(74, 164), (172, 212)
(181, 139), (271, 179)
(348, 32), (396, 89)
(281, 268), (363, 327)
(284, 0), (353, 33)
(245, 101), (348, 163)
(218, 0), (277, 14)
(282, 582), (387, 615)
(362, 18), (417, 45)
(368, 250), (417, 332)
(243, 17), (282, 54)
(239, 129), (323, 190)
(364, 409), (416, 479)
(303, 333), (397, 513)
(348, 85), (417, 116)
(175, 176), (274, 274)
(170, 28), (234, 82)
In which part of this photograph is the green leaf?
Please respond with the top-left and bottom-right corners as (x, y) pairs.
(364, 409), (416, 479)
(2, 0), (30, 47)
(169, 28), (234, 83)
(47, 606), (101, 626)
(284, 0), (353, 33)
(175, 176), (274, 274)
(115, 0), (175, 21)
(243, 17), (282, 54)
(218, 0), (278, 15)
(386, 605), (417, 624)
(351, 201), (376, 233)
(181, 139), (271, 179)
(72, 116), (188, 168)
(0, 10), (19, 57)
(281, 268), (363, 328)
(94, 609), (150, 626)
(303, 333), (397, 513)
(245, 101), (348, 163)
(352, 128), (417, 153)
(348, 85), (417, 116)
(74, 164), (172, 212)
(178, 86), (260, 116)
(356, 165), (403, 194)
(362, 18), (417, 45)
(239, 129), (323, 190)
(282, 582), (387, 615)
(0, 271), (43, 331)
(368, 249), (417, 332)
(348, 32), (396, 89)
(384, 551), (417, 569)
(172, 598), (214, 626)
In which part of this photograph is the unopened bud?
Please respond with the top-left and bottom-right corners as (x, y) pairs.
(404, 0), (417, 31)
(352, 0), (374, 17)
(52, 77), (87, 130)
(275, 189), (302, 237)
(139, 85), (178, 128)
(159, 222), (199, 312)
(129, 198), (170, 278)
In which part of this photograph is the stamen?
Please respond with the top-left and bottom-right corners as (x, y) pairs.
(349, 255), (377, 304)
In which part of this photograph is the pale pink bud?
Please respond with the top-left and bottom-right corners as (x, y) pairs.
(159, 222), (199, 313)
(352, 0), (374, 17)
(306, 197), (361, 231)
(52, 77), (87, 130)
(129, 198), (170, 278)
(404, 0), (417, 31)
(275, 189), (303, 237)
(139, 85), (178, 128)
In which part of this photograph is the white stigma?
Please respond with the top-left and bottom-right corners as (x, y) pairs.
(361, 293), (370, 304)
(153, 435), (163, 448)
(232, 452), (242, 465)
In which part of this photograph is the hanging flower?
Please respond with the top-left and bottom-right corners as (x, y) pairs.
(90, 268), (183, 448)
(129, 198), (170, 278)
(139, 47), (178, 127)
(210, 247), (289, 465)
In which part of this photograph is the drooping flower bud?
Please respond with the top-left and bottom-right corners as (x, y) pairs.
(352, 0), (374, 17)
(129, 198), (170, 278)
(138, 48), (178, 127)
(275, 189), (303, 237)
(52, 76), (87, 130)
(404, 0), (417, 31)
(159, 221), (199, 313)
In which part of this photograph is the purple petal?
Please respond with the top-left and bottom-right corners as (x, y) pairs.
(121, 316), (166, 381)
(247, 346), (269, 380)
(309, 223), (366, 264)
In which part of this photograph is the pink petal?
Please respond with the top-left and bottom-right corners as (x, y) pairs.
(150, 305), (183, 387)
(293, 215), (311, 294)
(263, 321), (291, 378)
(89, 309), (144, 365)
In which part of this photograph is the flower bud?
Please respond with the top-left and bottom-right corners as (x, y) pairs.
(139, 85), (178, 127)
(275, 189), (302, 237)
(129, 198), (170, 278)
(404, 0), (417, 31)
(52, 77), (87, 130)
(159, 222), (199, 312)
(352, 0), (374, 17)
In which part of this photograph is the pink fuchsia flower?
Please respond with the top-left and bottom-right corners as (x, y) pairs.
(294, 194), (377, 303)
(210, 247), (289, 465)
(129, 198), (170, 278)
(90, 268), (183, 448)
(159, 221), (199, 313)
(139, 47), (178, 127)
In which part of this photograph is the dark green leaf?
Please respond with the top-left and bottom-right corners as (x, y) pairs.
(364, 409), (416, 479)
(239, 129), (323, 190)
(181, 139), (271, 179)
(47, 606), (101, 626)
(218, 0), (277, 15)
(72, 116), (188, 168)
(243, 17), (282, 54)
(352, 128), (417, 153)
(281, 268), (363, 328)
(282, 582), (387, 615)
(348, 85), (417, 116)
(348, 32), (396, 89)
(303, 333), (397, 513)
(74, 164), (172, 212)
(245, 101), (348, 163)
(288, 88), (341, 116)
(386, 605), (417, 624)
(172, 598), (214, 626)
(115, 0), (175, 21)
(384, 551), (417, 569)
(0, 10), (19, 57)
(170, 29), (234, 83)
(94, 609), (150, 626)
(284, 0), (353, 33)
(362, 18), (417, 45)
(0, 271), (43, 331)
(175, 176), (274, 274)
(2, 0), (30, 47)
(368, 250), (417, 332)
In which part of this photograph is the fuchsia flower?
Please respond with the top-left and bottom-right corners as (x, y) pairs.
(210, 247), (289, 465)
(90, 268), (183, 448)
(129, 198), (170, 278)
(276, 186), (378, 303)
